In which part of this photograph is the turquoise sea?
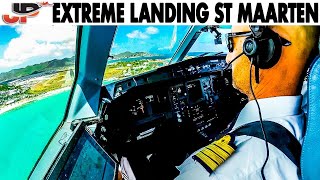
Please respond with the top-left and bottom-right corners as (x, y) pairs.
(0, 91), (71, 179)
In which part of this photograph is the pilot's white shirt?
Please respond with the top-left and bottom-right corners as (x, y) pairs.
(176, 95), (305, 180)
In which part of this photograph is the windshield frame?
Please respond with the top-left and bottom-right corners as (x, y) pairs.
(29, 25), (200, 178)
(170, 25), (204, 64)
(170, 25), (232, 64)
(29, 26), (117, 178)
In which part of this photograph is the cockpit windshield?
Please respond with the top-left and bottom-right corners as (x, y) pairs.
(103, 26), (190, 83)
(184, 25), (232, 60)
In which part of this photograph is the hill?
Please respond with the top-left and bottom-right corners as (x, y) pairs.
(0, 51), (157, 83)
(0, 56), (75, 83)
(112, 51), (157, 59)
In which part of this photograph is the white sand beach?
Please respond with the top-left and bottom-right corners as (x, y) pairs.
(0, 87), (71, 115)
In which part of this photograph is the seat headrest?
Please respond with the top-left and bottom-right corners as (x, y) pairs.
(301, 55), (320, 180)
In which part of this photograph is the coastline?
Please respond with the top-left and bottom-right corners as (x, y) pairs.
(0, 87), (71, 115)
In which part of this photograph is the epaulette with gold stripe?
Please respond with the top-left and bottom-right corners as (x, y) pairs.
(192, 134), (236, 173)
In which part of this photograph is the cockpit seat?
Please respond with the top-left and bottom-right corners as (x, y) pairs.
(301, 55), (320, 180)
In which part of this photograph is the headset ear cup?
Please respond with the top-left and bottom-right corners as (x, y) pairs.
(256, 30), (282, 69)
(243, 28), (283, 69)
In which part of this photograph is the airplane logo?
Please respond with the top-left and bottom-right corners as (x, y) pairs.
(2, 2), (53, 24)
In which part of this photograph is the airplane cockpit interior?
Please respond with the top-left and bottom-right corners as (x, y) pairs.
(27, 25), (320, 180)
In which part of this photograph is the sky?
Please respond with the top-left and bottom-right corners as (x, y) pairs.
(0, 25), (77, 73)
(110, 25), (190, 55)
(110, 25), (231, 55)
(0, 25), (229, 73)
(0, 25), (191, 73)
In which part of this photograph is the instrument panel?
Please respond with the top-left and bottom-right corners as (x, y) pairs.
(95, 55), (247, 157)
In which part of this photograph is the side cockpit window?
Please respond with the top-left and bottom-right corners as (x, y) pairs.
(0, 25), (76, 179)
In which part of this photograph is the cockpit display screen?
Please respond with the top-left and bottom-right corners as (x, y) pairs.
(187, 80), (203, 104)
(58, 128), (117, 180)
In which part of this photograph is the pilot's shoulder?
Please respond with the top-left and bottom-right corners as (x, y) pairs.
(214, 135), (299, 179)
(176, 135), (252, 179)
(177, 135), (298, 180)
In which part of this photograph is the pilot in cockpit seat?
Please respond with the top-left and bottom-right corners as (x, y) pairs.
(176, 26), (320, 180)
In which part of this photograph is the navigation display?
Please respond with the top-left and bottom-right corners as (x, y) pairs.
(187, 80), (204, 104)
(58, 129), (117, 180)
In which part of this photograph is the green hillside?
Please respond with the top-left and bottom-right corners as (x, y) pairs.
(112, 51), (156, 59)
(0, 51), (157, 83)
(0, 56), (75, 83)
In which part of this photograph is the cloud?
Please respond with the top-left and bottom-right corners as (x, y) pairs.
(126, 30), (149, 39)
(146, 27), (159, 34)
(0, 25), (76, 68)
(126, 27), (159, 40)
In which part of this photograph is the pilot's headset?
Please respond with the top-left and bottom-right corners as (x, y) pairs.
(242, 26), (291, 83)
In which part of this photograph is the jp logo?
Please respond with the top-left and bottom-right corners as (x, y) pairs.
(2, 2), (52, 24)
